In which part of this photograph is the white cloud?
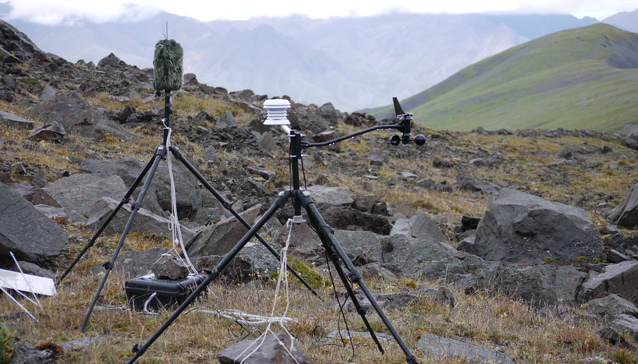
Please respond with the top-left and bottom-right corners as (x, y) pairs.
(2, 0), (637, 25)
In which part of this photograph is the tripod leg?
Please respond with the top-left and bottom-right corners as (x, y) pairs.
(80, 148), (166, 332)
(299, 192), (419, 364)
(57, 149), (160, 285)
(126, 191), (291, 364)
(169, 146), (320, 298)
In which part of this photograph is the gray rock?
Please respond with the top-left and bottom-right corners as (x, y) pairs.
(306, 185), (354, 206)
(90, 247), (170, 277)
(151, 253), (190, 280)
(28, 91), (133, 141)
(456, 177), (500, 195)
(461, 188), (602, 265)
(0, 183), (69, 267)
(27, 121), (65, 142)
(390, 217), (412, 236)
(0, 110), (34, 129)
(213, 110), (238, 130)
(186, 204), (261, 257)
(10, 261), (56, 279)
(217, 332), (313, 364)
(608, 182), (638, 229)
(578, 260), (638, 303)
(611, 314), (638, 340)
(258, 131), (279, 153)
(352, 194), (377, 213)
(417, 333), (516, 364)
(409, 211), (446, 243)
(40, 84), (57, 100)
(79, 157), (202, 218)
(44, 174), (128, 216)
(317, 205), (392, 235)
(417, 256), (585, 305)
(34, 204), (87, 226)
(585, 294), (638, 317)
(85, 197), (195, 241)
(9, 182), (60, 207)
(343, 292), (420, 312)
(203, 145), (219, 164)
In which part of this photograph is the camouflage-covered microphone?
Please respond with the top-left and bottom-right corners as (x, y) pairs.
(153, 39), (184, 93)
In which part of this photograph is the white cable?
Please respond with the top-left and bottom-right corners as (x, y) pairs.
(0, 284), (37, 321)
(164, 126), (197, 274)
(143, 292), (159, 315)
(236, 219), (300, 364)
(188, 308), (296, 326)
(9, 251), (41, 308)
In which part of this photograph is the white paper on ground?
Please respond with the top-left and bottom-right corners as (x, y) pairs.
(0, 268), (57, 296)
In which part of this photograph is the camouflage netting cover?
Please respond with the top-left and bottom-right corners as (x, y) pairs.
(153, 39), (184, 92)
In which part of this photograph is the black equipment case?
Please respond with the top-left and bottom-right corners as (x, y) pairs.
(125, 273), (206, 312)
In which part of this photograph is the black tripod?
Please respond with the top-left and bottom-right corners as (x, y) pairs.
(126, 99), (422, 364)
(58, 90), (319, 332)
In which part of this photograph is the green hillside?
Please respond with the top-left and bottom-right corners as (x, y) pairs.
(369, 24), (638, 133)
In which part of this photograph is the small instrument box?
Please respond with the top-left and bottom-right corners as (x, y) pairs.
(124, 273), (206, 312)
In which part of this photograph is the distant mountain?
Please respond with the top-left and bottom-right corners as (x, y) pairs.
(1, 6), (600, 111)
(603, 9), (638, 33)
(367, 24), (638, 133)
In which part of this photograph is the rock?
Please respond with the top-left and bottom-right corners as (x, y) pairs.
(79, 157), (202, 218)
(456, 177), (500, 194)
(43, 173), (128, 216)
(306, 185), (354, 206)
(0, 183), (69, 267)
(85, 197), (195, 241)
(352, 194), (377, 213)
(151, 253), (190, 280)
(416, 286), (456, 309)
(416, 256), (585, 305)
(27, 121), (65, 142)
(186, 204), (261, 257)
(28, 91), (133, 141)
(34, 204), (87, 226)
(258, 131), (279, 153)
(10, 260), (56, 279)
(611, 314), (638, 341)
(217, 332), (313, 364)
(390, 217), (412, 236)
(90, 247), (170, 277)
(213, 110), (238, 130)
(9, 182), (60, 207)
(417, 333), (516, 364)
(459, 188), (602, 265)
(203, 145), (220, 164)
(578, 260), (638, 303)
(409, 212), (446, 243)
(585, 294), (638, 317)
(317, 205), (392, 235)
(343, 292), (420, 312)
(608, 182), (638, 229)
(0, 110), (33, 129)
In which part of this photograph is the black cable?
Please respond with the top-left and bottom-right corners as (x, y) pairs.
(324, 249), (356, 362)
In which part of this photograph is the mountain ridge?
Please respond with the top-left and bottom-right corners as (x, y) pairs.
(1, 8), (600, 111)
(367, 23), (638, 133)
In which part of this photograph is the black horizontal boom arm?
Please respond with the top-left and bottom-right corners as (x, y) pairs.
(303, 123), (407, 149)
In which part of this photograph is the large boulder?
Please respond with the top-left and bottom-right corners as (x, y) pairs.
(416, 255), (587, 305)
(27, 91), (133, 141)
(459, 189), (602, 265)
(0, 183), (68, 267)
(79, 157), (202, 219)
(85, 197), (195, 241)
(186, 204), (261, 257)
(608, 182), (638, 229)
(43, 174), (128, 215)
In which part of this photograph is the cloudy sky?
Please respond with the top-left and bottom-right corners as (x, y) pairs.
(1, 0), (636, 25)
